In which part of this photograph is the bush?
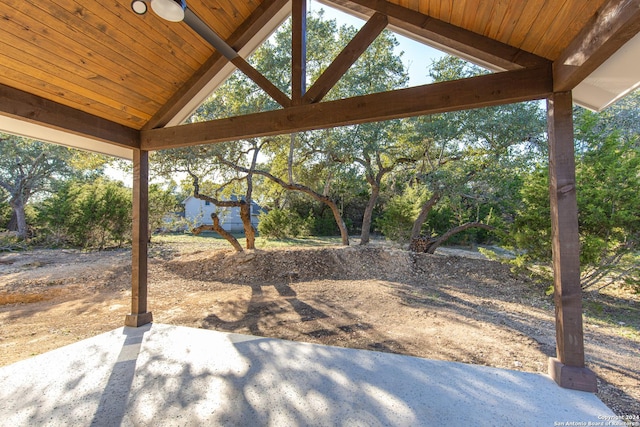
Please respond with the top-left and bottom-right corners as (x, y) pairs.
(375, 194), (415, 242)
(258, 208), (313, 239)
(37, 179), (132, 249)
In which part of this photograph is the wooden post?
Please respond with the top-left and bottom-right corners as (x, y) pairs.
(546, 92), (596, 392)
(291, 0), (307, 104)
(125, 149), (153, 327)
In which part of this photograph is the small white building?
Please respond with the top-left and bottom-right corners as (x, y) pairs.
(182, 196), (264, 232)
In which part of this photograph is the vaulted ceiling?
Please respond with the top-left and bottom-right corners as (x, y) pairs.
(1, 0), (639, 158)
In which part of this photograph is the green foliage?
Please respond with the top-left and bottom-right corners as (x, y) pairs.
(511, 94), (640, 291)
(148, 184), (180, 235)
(312, 209), (343, 236)
(404, 57), (545, 248)
(376, 186), (427, 242)
(258, 208), (313, 239)
(511, 165), (552, 261)
(0, 133), (112, 240)
(0, 198), (12, 229)
(37, 179), (132, 249)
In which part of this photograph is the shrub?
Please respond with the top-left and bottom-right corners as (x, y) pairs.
(258, 208), (312, 239)
(375, 194), (415, 242)
(37, 179), (132, 249)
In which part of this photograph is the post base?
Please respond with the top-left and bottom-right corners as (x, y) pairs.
(124, 311), (153, 327)
(548, 357), (597, 392)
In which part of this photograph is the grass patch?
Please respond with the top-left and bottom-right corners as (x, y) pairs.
(152, 232), (343, 250)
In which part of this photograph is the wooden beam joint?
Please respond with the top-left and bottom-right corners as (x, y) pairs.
(553, 0), (640, 91)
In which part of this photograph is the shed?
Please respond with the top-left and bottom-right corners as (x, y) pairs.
(182, 195), (264, 232)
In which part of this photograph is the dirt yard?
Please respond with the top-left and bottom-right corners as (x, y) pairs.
(0, 241), (638, 417)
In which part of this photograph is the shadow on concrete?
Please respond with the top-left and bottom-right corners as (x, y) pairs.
(90, 325), (150, 426)
(0, 324), (616, 425)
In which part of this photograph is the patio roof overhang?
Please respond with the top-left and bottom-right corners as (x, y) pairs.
(1, 0), (639, 394)
(1, 0), (638, 157)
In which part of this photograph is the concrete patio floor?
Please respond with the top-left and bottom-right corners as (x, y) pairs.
(0, 323), (614, 426)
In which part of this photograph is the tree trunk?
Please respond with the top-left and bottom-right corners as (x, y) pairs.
(193, 213), (243, 252)
(240, 202), (256, 249)
(360, 184), (379, 245)
(6, 211), (17, 232)
(410, 192), (441, 240)
(328, 200), (350, 246)
(215, 156), (350, 246)
(410, 222), (494, 254)
(9, 199), (28, 240)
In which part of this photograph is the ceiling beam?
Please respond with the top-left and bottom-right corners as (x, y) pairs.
(303, 12), (388, 104)
(144, 0), (289, 130)
(553, 0), (640, 92)
(321, 0), (549, 71)
(142, 66), (552, 151)
(0, 83), (139, 149)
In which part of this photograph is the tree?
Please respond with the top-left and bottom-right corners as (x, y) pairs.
(179, 13), (360, 246)
(402, 57), (546, 252)
(38, 178), (131, 249)
(0, 134), (81, 239)
(152, 143), (260, 252)
(514, 93), (639, 290)
(317, 27), (417, 245)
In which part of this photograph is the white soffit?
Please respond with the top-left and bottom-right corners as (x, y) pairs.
(0, 114), (133, 160)
(573, 32), (640, 112)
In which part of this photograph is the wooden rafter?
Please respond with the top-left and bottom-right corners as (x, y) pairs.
(303, 12), (388, 104)
(0, 83), (139, 149)
(144, 0), (289, 129)
(183, 8), (291, 108)
(323, 0), (550, 70)
(291, 0), (307, 104)
(553, 0), (640, 92)
(230, 57), (292, 108)
(141, 66), (552, 150)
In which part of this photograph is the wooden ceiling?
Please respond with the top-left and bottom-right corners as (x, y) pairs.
(1, 0), (639, 155)
(328, 0), (608, 61)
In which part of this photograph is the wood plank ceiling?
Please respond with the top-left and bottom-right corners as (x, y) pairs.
(332, 0), (608, 61)
(0, 0), (638, 151)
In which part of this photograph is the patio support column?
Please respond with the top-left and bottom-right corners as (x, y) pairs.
(125, 149), (153, 327)
(546, 91), (596, 392)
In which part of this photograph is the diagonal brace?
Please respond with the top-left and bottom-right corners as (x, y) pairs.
(184, 8), (291, 107)
(303, 12), (388, 104)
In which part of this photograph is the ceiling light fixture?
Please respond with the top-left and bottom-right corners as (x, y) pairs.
(150, 0), (186, 22)
(131, 0), (148, 15)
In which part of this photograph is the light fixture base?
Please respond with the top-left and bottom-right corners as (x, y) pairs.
(151, 0), (186, 22)
(131, 0), (148, 15)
